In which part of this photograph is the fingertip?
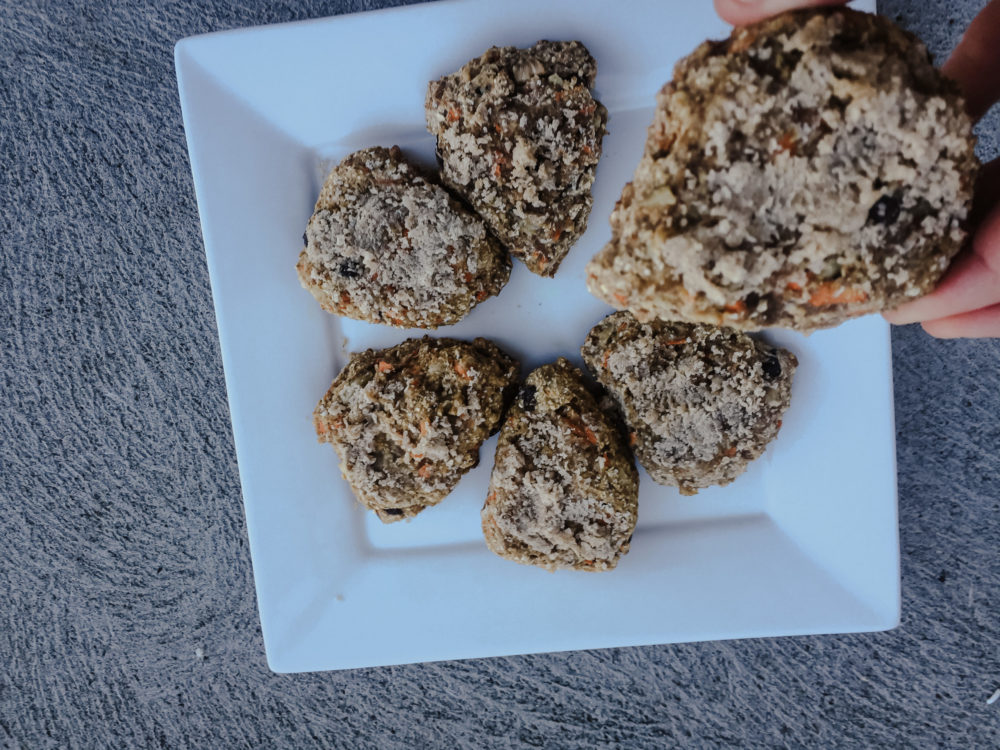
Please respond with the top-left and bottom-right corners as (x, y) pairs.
(920, 319), (953, 339)
(713, 0), (764, 26)
(713, 0), (742, 26)
(713, 0), (851, 27)
(881, 302), (922, 326)
(917, 302), (1000, 339)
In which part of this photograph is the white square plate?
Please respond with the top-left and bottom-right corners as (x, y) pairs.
(175, 0), (896, 673)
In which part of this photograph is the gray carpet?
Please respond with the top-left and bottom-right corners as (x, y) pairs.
(2, 1), (998, 747)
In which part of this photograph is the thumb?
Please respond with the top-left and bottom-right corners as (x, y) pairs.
(714, 0), (850, 27)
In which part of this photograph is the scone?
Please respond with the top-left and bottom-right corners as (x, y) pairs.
(426, 41), (608, 277)
(482, 359), (638, 571)
(587, 8), (978, 331)
(582, 312), (796, 495)
(297, 146), (510, 328)
(314, 337), (518, 522)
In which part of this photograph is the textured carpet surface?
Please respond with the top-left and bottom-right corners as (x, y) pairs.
(2, 1), (998, 747)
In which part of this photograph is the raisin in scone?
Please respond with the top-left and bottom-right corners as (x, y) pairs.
(298, 146), (510, 328)
(587, 9), (978, 331)
(315, 337), (518, 523)
(582, 312), (796, 495)
(482, 359), (638, 571)
(427, 41), (608, 277)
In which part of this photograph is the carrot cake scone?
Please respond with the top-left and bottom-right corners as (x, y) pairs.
(587, 9), (978, 331)
(582, 312), (796, 495)
(427, 41), (608, 276)
(314, 336), (518, 522)
(298, 146), (510, 328)
(482, 359), (638, 571)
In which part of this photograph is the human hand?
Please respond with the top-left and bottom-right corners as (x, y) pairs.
(714, 0), (1000, 338)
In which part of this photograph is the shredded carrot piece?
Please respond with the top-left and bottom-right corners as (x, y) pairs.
(724, 446), (737, 458)
(776, 130), (797, 155)
(582, 145), (592, 156)
(613, 292), (628, 306)
(777, 420), (783, 429)
(723, 300), (747, 315)
(417, 464), (432, 479)
(563, 418), (594, 444)
(629, 432), (637, 448)
(420, 419), (429, 436)
(665, 338), (688, 346)
(808, 282), (868, 307)
(447, 108), (460, 122)
(493, 162), (502, 179)
(602, 348), (611, 369)
(475, 289), (488, 302)
(494, 123), (502, 134)
(551, 227), (562, 242)
(656, 133), (676, 153)
(376, 360), (393, 374)
(554, 90), (564, 103)
(786, 282), (802, 293)
(316, 417), (344, 435)
(729, 33), (754, 54)
(453, 361), (470, 379)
